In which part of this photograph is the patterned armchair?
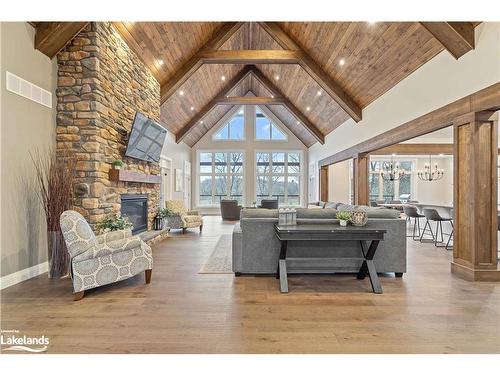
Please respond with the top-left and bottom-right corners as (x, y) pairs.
(165, 200), (203, 233)
(60, 210), (153, 301)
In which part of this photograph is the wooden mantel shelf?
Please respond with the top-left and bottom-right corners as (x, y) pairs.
(109, 169), (161, 184)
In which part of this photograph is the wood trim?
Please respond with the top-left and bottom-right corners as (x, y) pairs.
(250, 67), (325, 144)
(318, 82), (500, 167)
(34, 22), (89, 58)
(160, 22), (244, 104)
(370, 143), (454, 155)
(420, 22), (475, 59)
(175, 66), (253, 143)
(319, 166), (329, 202)
(215, 96), (286, 105)
(259, 22), (362, 122)
(198, 50), (300, 64)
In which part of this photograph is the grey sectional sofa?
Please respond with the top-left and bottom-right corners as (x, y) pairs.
(232, 206), (406, 276)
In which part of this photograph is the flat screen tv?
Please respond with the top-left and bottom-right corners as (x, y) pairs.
(125, 112), (167, 163)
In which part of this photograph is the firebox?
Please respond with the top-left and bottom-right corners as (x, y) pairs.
(121, 194), (148, 234)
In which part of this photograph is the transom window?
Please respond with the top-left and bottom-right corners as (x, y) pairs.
(255, 151), (301, 206)
(255, 107), (286, 141)
(199, 151), (244, 206)
(213, 108), (244, 140)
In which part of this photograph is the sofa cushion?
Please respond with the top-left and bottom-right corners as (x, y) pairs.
(240, 208), (278, 218)
(324, 201), (343, 209)
(337, 204), (400, 219)
(296, 208), (338, 219)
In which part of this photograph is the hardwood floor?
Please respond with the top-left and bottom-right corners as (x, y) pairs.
(1, 216), (499, 354)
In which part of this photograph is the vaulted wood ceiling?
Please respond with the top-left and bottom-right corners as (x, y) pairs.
(107, 21), (478, 146)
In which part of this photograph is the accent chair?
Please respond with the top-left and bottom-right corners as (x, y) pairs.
(60, 210), (153, 301)
(165, 200), (203, 233)
(220, 199), (242, 220)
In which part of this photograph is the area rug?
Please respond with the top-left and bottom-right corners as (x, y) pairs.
(199, 234), (233, 274)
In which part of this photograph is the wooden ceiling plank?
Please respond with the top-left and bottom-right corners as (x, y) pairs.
(259, 22), (362, 122)
(419, 22), (475, 59)
(250, 66), (325, 144)
(34, 22), (89, 58)
(160, 22), (244, 104)
(198, 50), (300, 64)
(175, 66), (253, 143)
(216, 96), (286, 105)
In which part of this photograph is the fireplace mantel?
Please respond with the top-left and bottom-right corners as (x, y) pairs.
(109, 169), (161, 184)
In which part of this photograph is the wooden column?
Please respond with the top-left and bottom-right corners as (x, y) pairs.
(452, 111), (500, 281)
(319, 165), (329, 202)
(354, 154), (369, 206)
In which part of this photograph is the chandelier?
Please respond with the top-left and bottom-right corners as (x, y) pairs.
(378, 157), (406, 181)
(417, 155), (444, 181)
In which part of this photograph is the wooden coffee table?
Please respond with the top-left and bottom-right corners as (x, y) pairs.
(274, 224), (387, 294)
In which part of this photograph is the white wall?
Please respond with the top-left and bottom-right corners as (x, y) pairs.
(414, 156), (453, 206)
(192, 105), (307, 213)
(160, 131), (191, 202)
(309, 22), (500, 200)
(1, 23), (57, 279)
(328, 159), (351, 203)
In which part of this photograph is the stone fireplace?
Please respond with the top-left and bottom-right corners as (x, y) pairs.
(55, 22), (161, 231)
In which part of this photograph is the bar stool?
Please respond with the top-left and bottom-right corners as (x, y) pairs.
(403, 206), (425, 240)
(421, 209), (453, 247)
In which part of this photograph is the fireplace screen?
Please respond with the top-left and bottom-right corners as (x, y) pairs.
(121, 194), (148, 234)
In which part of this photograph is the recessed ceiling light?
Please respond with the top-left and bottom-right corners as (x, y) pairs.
(296, 121), (300, 125)
(274, 75), (280, 81)
(221, 75), (226, 81)
(317, 90), (322, 96)
(339, 58), (345, 66)
(271, 95), (275, 98)
(226, 95), (229, 98)
(157, 59), (164, 66)
(179, 90), (185, 96)
(190, 106), (195, 111)
(200, 120), (204, 124)
(306, 106), (311, 111)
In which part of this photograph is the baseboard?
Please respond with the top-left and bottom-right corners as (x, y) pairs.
(0, 262), (48, 290)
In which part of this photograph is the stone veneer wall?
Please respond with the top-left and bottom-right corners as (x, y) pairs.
(56, 22), (161, 230)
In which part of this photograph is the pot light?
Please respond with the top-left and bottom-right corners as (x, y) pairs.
(190, 106), (195, 111)
(179, 90), (185, 96)
(271, 95), (275, 98)
(317, 90), (322, 96)
(157, 59), (164, 66)
(200, 120), (204, 124)
(296, 121), (300, 125)
(274, 75), (280, 81)
(339, 58), (345, 66)
(221, 75), (226, 81)
(306, 106), (311, 111)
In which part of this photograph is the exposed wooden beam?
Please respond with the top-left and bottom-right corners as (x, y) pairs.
(160, 22), (244, 104)
(34, 22), (89, 58)
(198, 50), (300, 64)
(371, 143), (454, 155)
(215, 96), (286, 105)
(420, 22), (475, 59)
(318, 82), (500, 167)
(259, 22), (362, 122)
(175, 66), (253, 143)
(250, 66), (325, 144)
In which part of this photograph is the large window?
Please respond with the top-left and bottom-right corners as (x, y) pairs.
(213, 108), (244, 140)
(199, 151), (244, 206)
(255, 107), (286, 141)
(369, 159), (414, 202)
(255, 151), (301, 206)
